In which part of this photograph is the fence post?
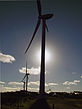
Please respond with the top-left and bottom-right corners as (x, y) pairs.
(52, 104), (54, 109)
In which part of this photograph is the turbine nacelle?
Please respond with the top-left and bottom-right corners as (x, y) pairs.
(26, 73), (30, 76)
(39, 14), (53, 20)
(25, 0), (54, 53)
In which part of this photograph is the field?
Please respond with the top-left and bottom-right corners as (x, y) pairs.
(1, 91), (82, 109)
(47, 96), (82, 109)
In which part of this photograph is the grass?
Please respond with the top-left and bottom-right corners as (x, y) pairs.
(47, 96), (82, 109)
(1, 91), (37, 109)
(1, 91), (82, 109)
(2, 97), (82, 109)
(2, 98), (36, 109)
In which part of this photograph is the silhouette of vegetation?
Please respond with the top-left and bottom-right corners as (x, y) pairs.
(1, 91), (38, 109)
(1, 91), (82, 109)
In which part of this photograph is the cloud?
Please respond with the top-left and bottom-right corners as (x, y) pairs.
(45, 83), (48, 87)
(0, 81), (23, 92)
(5, 87), (20, 91)
(0, 81), (5, 92)
(0, 81), (39, 92)
(0, 84), (5, 92)
(74, 80), (80, 83)
(63, 80), (80, 86)
(28, 81), (39, 87)
(8, 82), (23, 86)
(0, 85), (21, 92)
(4, 86), (21, 92)
(81, 76), (82, 78)
(28, 87), (39, 92)
(66, 87), (70, 89)
(48, 83), (58, 86)
(0, 81), (5, 84)
(28, 81), (58, 88)
(28, 81), (48, 87)
(19, 67), (40, 75)
(0, 52), (15, 63)
(72, 72), (77, 75)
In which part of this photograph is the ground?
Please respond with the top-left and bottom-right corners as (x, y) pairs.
(1, 91), (82, 109)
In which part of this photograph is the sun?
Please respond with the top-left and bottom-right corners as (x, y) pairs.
(37, 49), (51, 62)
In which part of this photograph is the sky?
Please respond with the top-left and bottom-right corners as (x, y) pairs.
(0, 0), (82, 92)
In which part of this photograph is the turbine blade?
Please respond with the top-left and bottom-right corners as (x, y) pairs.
(45, 23), (49, 32)
(25, 19), (41, 53)
(22, 75), (26, 81)
(37, 0), (42, 16)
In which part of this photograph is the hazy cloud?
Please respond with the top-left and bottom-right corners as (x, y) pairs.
(0, 81), (5, 84)
(74, 80), (80, 83)
(0, 81), (22, 92)
(0, 81), (5, 92)
(8, 82), (23, 86)
(66, 87), (70, 89)
(0, 85), (21, 92)
(63, 80), (80, 86)
(0, 53), (15, 63)
(4, 86), (21, 92)
(5, 86), (20, 91)
(0, 81), (39, 92)
(19, 67), (40, 75)
(45, 83), (48, 87)
(72, 72), (77, 75)
(48, 83), (58, 86)
(28, 81), (48, 87)
(0, 84), (5, 92)
(28, 87), (39, 92)
(28, 81), (39, 87)
(28, 81), (58, 88)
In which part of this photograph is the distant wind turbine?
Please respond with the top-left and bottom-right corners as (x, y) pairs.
(22, 61), (30, 92)
(21, 80), (25, 91)
(25, 0), (53, 95)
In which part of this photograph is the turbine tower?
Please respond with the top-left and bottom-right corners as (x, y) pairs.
(21, 80), (25, 91)
(25, 0), (53, 95)
(22, 61), (30, 92)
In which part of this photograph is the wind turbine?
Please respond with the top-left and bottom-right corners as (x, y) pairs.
(22, 61), (30, 92)
(21, 80), (25, 91)
(25, 0), (53, 95)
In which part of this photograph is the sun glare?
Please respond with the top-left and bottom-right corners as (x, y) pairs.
(37, 49), (51, 62)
